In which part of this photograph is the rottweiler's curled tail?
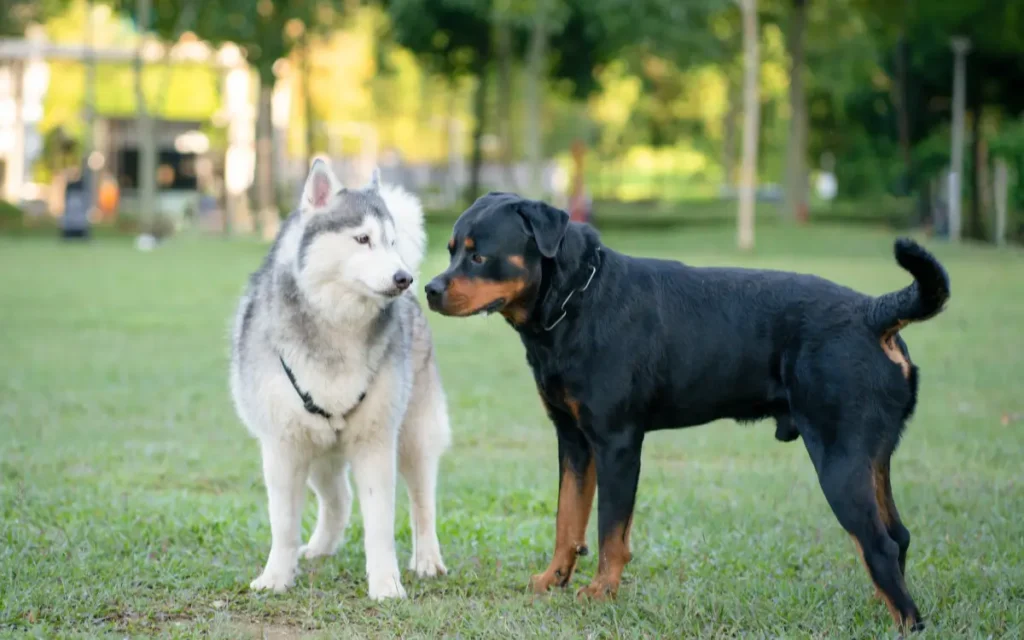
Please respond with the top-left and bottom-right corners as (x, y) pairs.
(867, 239), (951, 336)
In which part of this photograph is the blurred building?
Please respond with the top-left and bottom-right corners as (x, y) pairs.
(96, 116), (209, 221)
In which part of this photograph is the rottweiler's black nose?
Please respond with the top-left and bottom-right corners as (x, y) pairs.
(424, 278), (446, 308)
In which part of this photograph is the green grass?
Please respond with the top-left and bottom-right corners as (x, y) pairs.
(2, 224), (1023, 639)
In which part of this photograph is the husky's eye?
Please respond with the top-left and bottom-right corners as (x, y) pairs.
(354, 234), (370, 246)
(470, 253), (486, 265)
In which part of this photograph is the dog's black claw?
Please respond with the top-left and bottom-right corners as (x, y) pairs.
(576, 545), (589, 557)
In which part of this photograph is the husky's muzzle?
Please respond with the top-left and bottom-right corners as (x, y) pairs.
(386, 269), (413, 297)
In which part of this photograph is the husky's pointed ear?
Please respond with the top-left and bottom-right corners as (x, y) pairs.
(365, 166), (381, 191)
(516, 198), (569, 258)
(300, 158), (341, 214)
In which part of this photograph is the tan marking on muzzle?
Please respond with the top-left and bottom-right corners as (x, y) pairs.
(444, 276), (526, 316)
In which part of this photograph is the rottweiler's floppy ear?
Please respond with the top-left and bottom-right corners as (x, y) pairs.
(516, 199), (569, 258)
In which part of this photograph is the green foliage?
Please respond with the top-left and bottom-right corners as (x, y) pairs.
(0, 0), (71, 36)
(987, 119), (1024, 215)
(546, 0), (618, 98)
(102, 0), (221, 42)
(383, 0), (494, 77)
(592, 0), (732, 67)
(106, 0), (349, 82)
(988, 118), (1024, 161)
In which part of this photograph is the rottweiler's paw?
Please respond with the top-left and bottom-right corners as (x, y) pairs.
(575, 579), (617, 601)
(528, 570), (561, 594)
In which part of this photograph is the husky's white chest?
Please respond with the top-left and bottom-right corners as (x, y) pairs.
(284, 341), (384, 417)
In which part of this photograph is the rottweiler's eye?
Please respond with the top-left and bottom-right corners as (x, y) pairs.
(470, 253), (486, 265)
(354, 234), (370, 245)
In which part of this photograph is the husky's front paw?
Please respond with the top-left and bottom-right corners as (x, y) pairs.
(249, 568), (296, 593)
(409, 548), (447, 578)
(367, 569), (407, 600)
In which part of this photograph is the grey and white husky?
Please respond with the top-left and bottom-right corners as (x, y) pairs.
(229, 159), (450, 600)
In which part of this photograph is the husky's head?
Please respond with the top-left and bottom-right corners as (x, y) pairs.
(290, 159), (425, 312)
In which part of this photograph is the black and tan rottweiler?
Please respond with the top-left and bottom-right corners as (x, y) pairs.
(425, 192), (950, 632)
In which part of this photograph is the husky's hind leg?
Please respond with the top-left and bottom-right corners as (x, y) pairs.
(399, 362), (451, 578)
(301, 453), (352, 559)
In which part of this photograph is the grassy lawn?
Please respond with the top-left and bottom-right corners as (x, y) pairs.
(1, 223), (1022, 639)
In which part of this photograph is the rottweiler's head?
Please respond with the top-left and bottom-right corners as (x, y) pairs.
(425, 192), (570, 324)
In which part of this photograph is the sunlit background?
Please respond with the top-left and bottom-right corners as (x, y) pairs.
(1, 0), (1021, 244)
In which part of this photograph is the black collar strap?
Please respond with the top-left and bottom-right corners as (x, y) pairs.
(543, 247), (602, 332)
(279, 356), (368, 420)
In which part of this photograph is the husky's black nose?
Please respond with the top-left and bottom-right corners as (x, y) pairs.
(393, 270), (413, 291)
(425, 278), (445, 308)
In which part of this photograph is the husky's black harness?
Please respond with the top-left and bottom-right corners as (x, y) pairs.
(279, 356), (365, 420)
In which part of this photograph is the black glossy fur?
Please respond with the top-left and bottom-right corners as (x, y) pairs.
(425, 192), (950, 632)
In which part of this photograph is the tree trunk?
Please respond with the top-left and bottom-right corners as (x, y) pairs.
(783, 0), (807, 223)
(83, 1), (98, 217)
(445, 78), (461, 206)
(977, 130), (990, 239)
(969, 100), (986, 241)
(494, 15), (515, 190)
(255, 82), (275, 236)
(134, 0), (156, 231)
(892, 32), (912, 191)
(468, 59), (489, 203)
(737, 0), (760, 251)
(4, 60), (24, 203)
(303, 35), (316, 170)
(993, 158), (1008, 245)
(525, 0), (549, 199)
(154, 0), (197, 114)
(722, 68), (740, 188)
(948, 38), (970, 243)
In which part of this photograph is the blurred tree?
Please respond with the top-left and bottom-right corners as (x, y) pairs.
(851, 0), (1024, 238)
(491, 0), (519, 187)
(106, 0), (209, 40)
(783, 0), (807, 223)
(385, 0), (495, 201)
(738, 0), (759, 250)
(210, 1), (347, 229)
(104, 0), (216, 228)
(0, 0), (73, 206)
(0, 0), (72, 36)
(522, 0), (559, 198)
(591, 0), (741, 194)
(593, 0), (730, 65)
(516, 0), (607, 197)
(485, 0), (622, 197)
(758, 0), (875, 222)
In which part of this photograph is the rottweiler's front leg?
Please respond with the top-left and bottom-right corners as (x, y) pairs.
(576, 428), (642, 601)
(529, 406), (595, 593)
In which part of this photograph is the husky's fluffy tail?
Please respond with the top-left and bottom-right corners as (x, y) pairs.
(380, 183), (426, 277)
(866, 238), (951, 335)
